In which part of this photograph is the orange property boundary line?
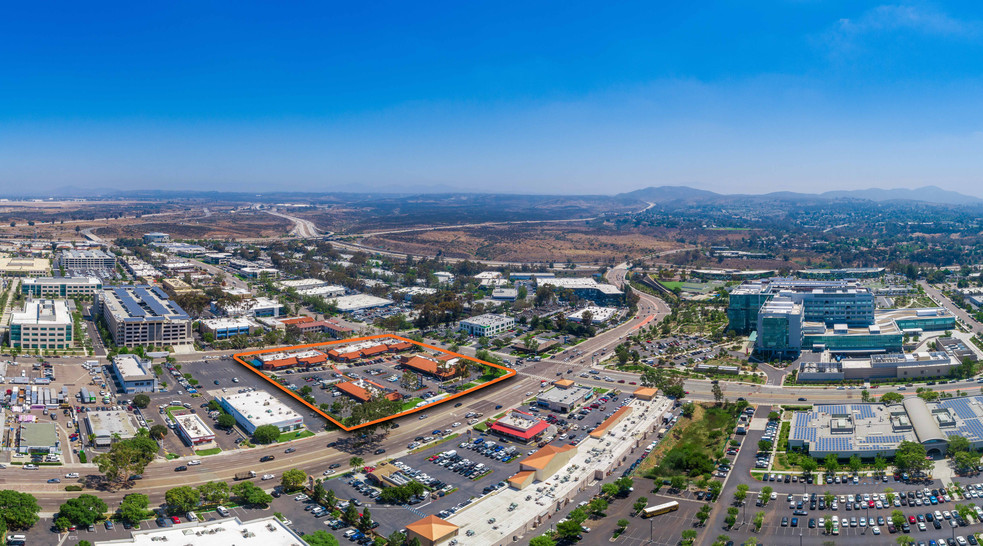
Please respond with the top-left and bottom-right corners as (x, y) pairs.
(233, 334), (516, 432)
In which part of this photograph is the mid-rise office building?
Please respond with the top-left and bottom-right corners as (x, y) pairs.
(536, 277), (624, 305)
(97, 285), (192, 347)
(459, 313), (515, 337)
(57, 249), (116, 271)
(728, 278), (876, 335)
(142, 232), (170, 244)
(9, 299), (73, 350)
(0, 257), (50, 277)
(21, 276), (102, 298)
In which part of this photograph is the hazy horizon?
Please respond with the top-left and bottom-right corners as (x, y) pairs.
(3, 2), (983, 197)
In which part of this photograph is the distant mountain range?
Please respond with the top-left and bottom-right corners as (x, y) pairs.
(619, 185), (983, 206)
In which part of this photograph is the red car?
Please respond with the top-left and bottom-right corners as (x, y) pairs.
(908, 516), (916, 524)
(171, 516), (181, 524)
(629, 381), (637, 385)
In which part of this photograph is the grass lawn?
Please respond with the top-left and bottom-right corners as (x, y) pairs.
(195, 447), (222, 456)
(286, 430), (314, 440)
(165, 406), (185, 420)
(473, 422), (489, 432)
(655, 279), (686, 290)
(401, 398), (423, 411)
(640, 403), (739, 479)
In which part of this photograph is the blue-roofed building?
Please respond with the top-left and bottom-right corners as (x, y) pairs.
(97, 285), (192, 347)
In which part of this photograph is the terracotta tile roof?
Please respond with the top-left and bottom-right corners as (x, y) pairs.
(508, 469), (535, 485)
(590, 406), (633, 439)
(520, 444), (576, 470)
(405, 515), (458, 542)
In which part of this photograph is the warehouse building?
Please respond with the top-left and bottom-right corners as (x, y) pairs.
(566, 306), (617, 324)
(218, 390), (303, 434)
(85, 410), (138, 447)
(97, 285), (193, 347)
(9, 299), (73, 350)
(459, 313), (515, 337)
(18, 422), (60, 455)
(21, 276), (102, 298)
(110, 355), (158, 393)
(328, 294), (393, 312)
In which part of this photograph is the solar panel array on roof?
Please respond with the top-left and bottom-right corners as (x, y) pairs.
(940, 398), (977, 420)
(792, 427), (816, 443)
(815, 436), (852, 453)
(135, 286), (170, 317)
(151, 286), (169, 300)
(854, 405), (874, 420)
(818, 404), (848, 415)
(114, 288), (146, 317)
(955, 419), (983, 442)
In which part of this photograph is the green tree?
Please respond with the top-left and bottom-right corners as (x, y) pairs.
(614, 476), (634, 495)
(680, 402), (696, 418)
(587, 497), (608, 517)
(217, 414), (237, 429)
(93, 436), (158, 487)
(196, 481), (230, 505)
(897, 536), (915, 545)
(824, 518), (833, 534)
(696, 504), (712, 526)
(824, 491), (835, 507)
(670, 475), (687, 492)
(0, 490), (41, 530)
(342, 503), (359, 525)
(681, 529), (698, 545)
(891, 509), (907, 529)
(350, 456), (364, 470)
(708, 480), (723, 499)
(528, 537), (555, 546)
(252, 424), (281, 444)
(616, 518), (629, 530)
(357, 507), (373, 532)
(734, 484), (749, 505)
(78, 541), (92, 546)
(753, 511), (765, 531)
(633, 497), (648, 514)
(881, 392), (904, 404)
(948, 435), (971, 457)
(848, 454), (863, 474)
(894, 441), (931, 475)
(861, 389), (871, 403)
(873, 454), (888, 476)
(556, 519), (582, 540)
(801, 457), (818, 477)
(725, 506), (738, 528)
(601, 483), (619, 497)
(823, 453), (839, 475)
(760, 486), (773, 504)
(132, 393), (151, 408)
(281, 468), (307, 492)
(165, 486), (200, 515)
(58, 494), (108, 527)
(302, 530), (341, 546)
(55, 517), (71, 532)
(758, 439), (773, 452)
(149, 424), (168, 440)
(231, 482), (273, 507)
(712, 383), (724, 404)
(117, 494), (150, 524)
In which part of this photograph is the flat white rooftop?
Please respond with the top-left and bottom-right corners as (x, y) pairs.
(94, 516), (304, 546)
(221, 390), (302, 427)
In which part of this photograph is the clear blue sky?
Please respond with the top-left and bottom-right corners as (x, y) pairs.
(3, 1), (983, 196)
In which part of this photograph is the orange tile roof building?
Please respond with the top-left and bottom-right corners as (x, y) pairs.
(336, 379), (401, 403)
(405, 515), (459, 546)
(590, 406), (633, 439)
(258, 349), (327, 370)
(326, 339), (413, 362)
(633, 386), (658, 400)
(508, 444), (578, 490)
(400, 355), (461, 380)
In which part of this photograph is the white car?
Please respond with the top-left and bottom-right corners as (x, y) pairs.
(872, 526), (880, 535)
(188, 460), (202, 466)
(65, 472), (80, 479)
(261, 474), (275, 480)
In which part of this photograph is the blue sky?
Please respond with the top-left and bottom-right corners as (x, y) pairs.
(2, 1), (983, 196)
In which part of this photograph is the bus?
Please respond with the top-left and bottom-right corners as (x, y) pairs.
(642, 501), (679, 518)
